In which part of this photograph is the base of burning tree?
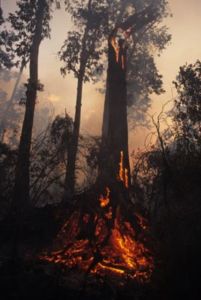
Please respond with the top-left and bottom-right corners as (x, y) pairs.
(39, 185), (154, 287)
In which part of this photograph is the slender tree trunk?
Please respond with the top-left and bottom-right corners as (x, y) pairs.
(64, 0), (92, 197)
(99, 36), (130, 186)
(12, 0), (46, 211)
(0, 61), (25, 140)
(64, 74), (84, 196)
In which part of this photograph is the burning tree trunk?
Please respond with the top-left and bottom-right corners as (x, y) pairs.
(100, 33), (130, 187)
(99, 6), (158, 187)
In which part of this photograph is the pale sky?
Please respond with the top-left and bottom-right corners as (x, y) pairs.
(1, 0), (201, 149)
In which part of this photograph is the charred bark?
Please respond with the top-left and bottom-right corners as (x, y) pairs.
(99, 35), (130, 186)
(12, 0), (46, 211)
(99, 6), (158, 187)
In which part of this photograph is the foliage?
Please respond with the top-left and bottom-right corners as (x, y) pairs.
(60, 0), (108, 82)
(126, 1), (171, 127)
(0, 7), (18, 69)
(8, 0), (53, 65)
(30, 114), (74, 205)
(61, 0), (171, 127)
(173, 60), (201, 153)
(76, 134), (101, 191)
(0, 142), (17, 218)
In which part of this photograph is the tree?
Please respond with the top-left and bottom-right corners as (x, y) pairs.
(29, 114), (73, 206)
(0, 0), (48, 139)
(100, 0), (170, 185)
(60, 0), (107, 196)
(60, 0), (170, 195)
(12, 0), (53, 211)
(173, 60), (201, 154)
(0, 7), (17, 70)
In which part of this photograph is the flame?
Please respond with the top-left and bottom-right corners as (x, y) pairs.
(99, 187), (110, 208)
(110, 36), (125, 70)
(40, 206), (154, 283)
(111, 36), (119, 64)
(39, 152), (153, 285)
(110, 28), (132, 70)
(118, 151), (129, 188)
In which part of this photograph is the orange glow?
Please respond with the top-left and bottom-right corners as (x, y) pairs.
(121, 55), (125, 70)
(110, 36), (125, 70)
(118, 151), (129, 188)
(39, 153), (153, 285)
(40, 206), (154, 283)
(111, 36), (119, 63)
(99, 187), (110, 208)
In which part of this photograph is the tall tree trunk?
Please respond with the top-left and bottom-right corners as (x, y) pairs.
(0, 61), (25, 141)
(12, 0), (46, 211)
(64, 74), (84, 196)
(64, 0), (92, 197)
(99, 36), (130, 186)
(99, 7), (157, 187)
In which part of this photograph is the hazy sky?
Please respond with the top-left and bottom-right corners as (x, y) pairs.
(1, 0), (201, 148)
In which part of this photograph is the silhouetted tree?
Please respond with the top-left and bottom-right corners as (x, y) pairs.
(60, 0), (107, 196)
(100, 0), (170, 185)
(12, 0), (53, 211)
(173, 60), (201, 154)
(60, 0), (170, 196)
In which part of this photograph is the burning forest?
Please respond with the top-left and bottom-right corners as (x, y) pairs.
(1, 1), (201, 300)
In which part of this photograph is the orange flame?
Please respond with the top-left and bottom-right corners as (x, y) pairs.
(40, 207), (154, 283)
(99, 187), (110, 208)
(39, 152), (153, 285)
(110, 28), (131, 70)
(110, 36), (125, 70)
(111, 36), (119, 64)
(118, 151), (129, 188)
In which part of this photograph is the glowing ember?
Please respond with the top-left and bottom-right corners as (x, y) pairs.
(118, 151), (129, 188)
(110, 28), (132, 70)
(39, 152), (154, 285)
(99, 187), (110, 208)
(110, 35), (126, 70)
(111, 36), (119, 64)
(40, 204), (154, 283)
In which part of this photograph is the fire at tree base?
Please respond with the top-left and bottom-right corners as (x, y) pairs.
(39, 153), (154, 289)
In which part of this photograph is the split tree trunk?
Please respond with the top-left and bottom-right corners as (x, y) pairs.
(99, 36), (130, 186)
(13, 0), (46, 211)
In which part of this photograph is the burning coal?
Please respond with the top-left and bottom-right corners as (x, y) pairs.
(40, 152), (154, 285)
